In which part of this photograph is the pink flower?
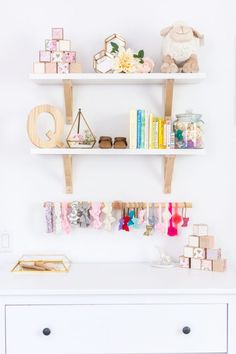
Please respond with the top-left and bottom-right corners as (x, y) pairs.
(72, 133), (84, 143)
(136, 57), (155, 73)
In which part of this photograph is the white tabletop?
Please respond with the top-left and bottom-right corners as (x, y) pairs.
(0, 263), (235, 296)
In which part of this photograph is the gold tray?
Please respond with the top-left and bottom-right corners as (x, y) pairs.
(11, 255), (70, 273)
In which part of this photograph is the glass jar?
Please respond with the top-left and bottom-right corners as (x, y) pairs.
(173, 111), (204, 149)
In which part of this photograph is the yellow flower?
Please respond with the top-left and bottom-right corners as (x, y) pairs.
(113, 48), (137, 73)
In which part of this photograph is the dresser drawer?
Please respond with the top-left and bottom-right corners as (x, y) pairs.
(6, 304), (227, 354)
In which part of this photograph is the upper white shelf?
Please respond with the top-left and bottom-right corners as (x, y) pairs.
(31, 148), (206, 156)
(29, 73), (206, 85)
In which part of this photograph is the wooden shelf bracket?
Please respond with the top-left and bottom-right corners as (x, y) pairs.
(63, 155), (73, 193)
(164, 79), (174, 119)
(63, 79), (73, 124)
(164, 155), (176, 194)
(163, 79), (175, 193)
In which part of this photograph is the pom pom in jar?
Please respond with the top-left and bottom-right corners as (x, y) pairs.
(173, 110), (204, 149)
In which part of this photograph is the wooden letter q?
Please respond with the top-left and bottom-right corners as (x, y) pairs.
(27, 104), (64, 148)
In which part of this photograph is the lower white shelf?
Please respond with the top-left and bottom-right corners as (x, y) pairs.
(31, 148), (206, 156)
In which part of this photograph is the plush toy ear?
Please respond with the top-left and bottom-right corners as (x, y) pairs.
(192, 29), (204, 45)
(160, 26), (173, 37)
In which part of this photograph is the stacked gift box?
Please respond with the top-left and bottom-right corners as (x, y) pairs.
(180, 224), (226, 272)
(33, 28), (81, 74)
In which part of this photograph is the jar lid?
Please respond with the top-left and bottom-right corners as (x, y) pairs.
(176, 110), (202, 120)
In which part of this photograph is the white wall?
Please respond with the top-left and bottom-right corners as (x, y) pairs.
(1, 0), (236, 265)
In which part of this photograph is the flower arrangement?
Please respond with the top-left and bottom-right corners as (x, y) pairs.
(93, 34), (155, 74)
(110, 42), (154, 73)
(113, 48), (137, 73)
(71, 130), (95, 146)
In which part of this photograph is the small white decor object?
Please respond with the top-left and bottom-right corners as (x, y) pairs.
(152, 247), (176, 269)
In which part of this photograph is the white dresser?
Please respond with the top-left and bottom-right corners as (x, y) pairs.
(1, 263), (236, 354)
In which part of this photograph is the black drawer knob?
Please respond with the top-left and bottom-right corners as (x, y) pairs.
(43, 328), (51, 336)
(182, 326), (191, 335)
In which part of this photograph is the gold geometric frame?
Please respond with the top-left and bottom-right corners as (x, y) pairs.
(93, 49), (114, 73)
(67, 108), (96, 148)
(105, 33), (126, 55)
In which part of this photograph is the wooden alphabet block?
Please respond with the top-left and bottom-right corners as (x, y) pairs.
(39, 51), (51, 63)
(206, 248), (221, 260)
(58, 63), (70, 74)
(184, 246), (194, 258)
(193, 247), (205, 259)
(212, 259), (226, 272)
(188, 235), (200, 247)
(58, 40), (71, 51)
(69, 62), (81, 73)
(45, 63), (57, 73)
(63, 51), (76, 63)
(201, 259), (213, 271)
(179, 256), (190, 268)
(51, 51), (64, 63)
(191, 258), (201, 270)
(45, 39), (58, 51)
(33, 62), (45, 74)
(199, 235), (214, 249)
(193, 224), (208, 236)
(52, 28), (64, 40)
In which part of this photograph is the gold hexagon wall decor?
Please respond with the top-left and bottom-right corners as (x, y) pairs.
(105, 33), (126, 56)
(93, 50), (114, 73)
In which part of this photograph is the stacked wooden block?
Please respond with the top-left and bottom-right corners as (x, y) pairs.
(180, 224), (226, 272)
(33, 28), (81, 74)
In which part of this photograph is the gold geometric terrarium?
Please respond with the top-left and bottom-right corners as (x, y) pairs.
(67, 109), (96, 148)
(93, 50), (114, 73)
(105, 33), (126, 56)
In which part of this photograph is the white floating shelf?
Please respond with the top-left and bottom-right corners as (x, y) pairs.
(31, 148), (206, 156)
(29, 72), (206, 193)
(29, 73), (206, 85)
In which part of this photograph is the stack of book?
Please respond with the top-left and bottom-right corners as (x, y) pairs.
(129, 108), (174, 149)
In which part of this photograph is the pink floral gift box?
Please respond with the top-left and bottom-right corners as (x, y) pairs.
(45, 39), (58, 51)
(39, 51), (51, 62)
(63, 51), (76, 63)
(51, 51), (64, 63)
(58, 63), (70, 74)
(52, 28), (64, 40)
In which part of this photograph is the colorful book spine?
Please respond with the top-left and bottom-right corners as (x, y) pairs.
(152, 117), (157, 149)
(151, 117), (156, 149)
(155, 119), (159, 148)
(145, 110), (149, 149)
(137, 109), (142, 148)
(158, 117), (166, 149)
(141, 110), (145, 149)
(170, 132), (175, 149)
(149, 113), (154, 149)
(163, 121), (167, 147)
(129, 108), (137, 149)
(166, 119), (172, 149)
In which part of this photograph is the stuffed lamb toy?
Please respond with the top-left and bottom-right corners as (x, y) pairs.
(160, 22), (204, 73)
